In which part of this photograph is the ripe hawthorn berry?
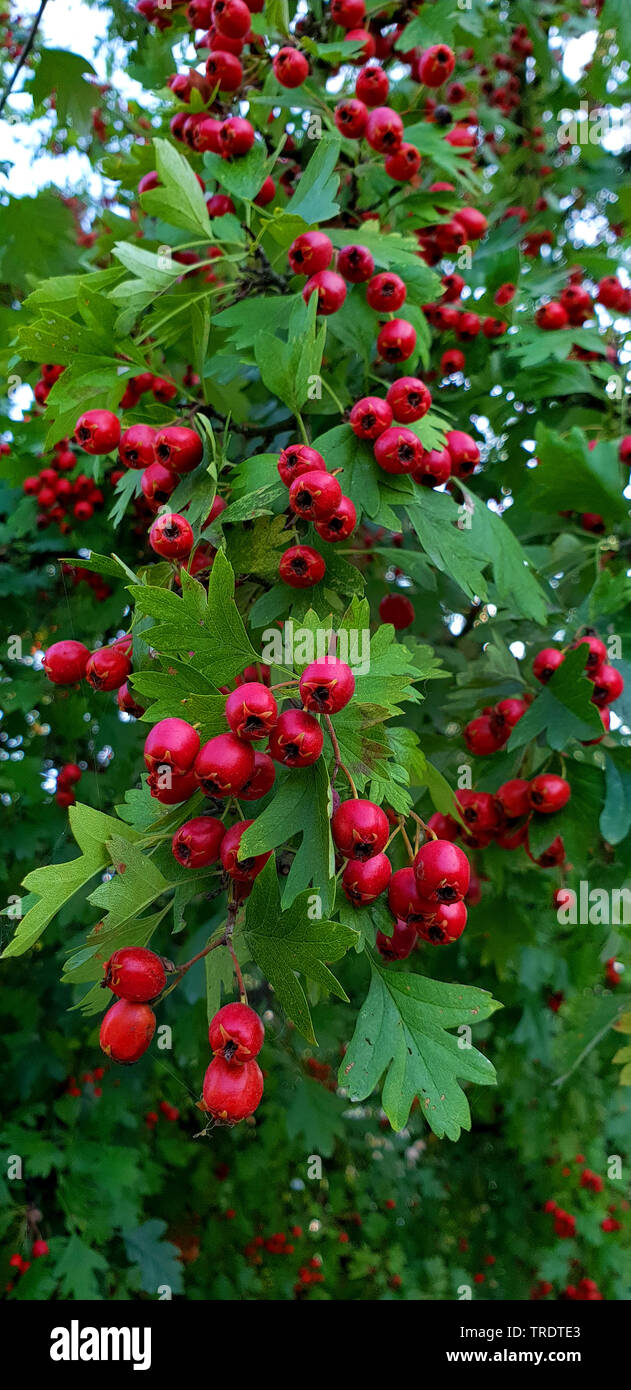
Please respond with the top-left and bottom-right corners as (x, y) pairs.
(494, 696), (529, 729)
(117, 682), (145, 718)
(43, 639), (90, 685)
(273, 46), (309, 87)
(536, 301), (568, 330)
(315, 495), (357, 542)
(85, 644), (131, 692)
(464, 714), (506, 756)
(154, 425), (203, 473)
(374, 425), (422, 474)
(149, 512), (194, 559)
(411, 446), (452, 487)
(591, 663), (624, 706)
(572, 634), (607, 671)
(456, 789), (499, 838)
(209, 1001), (264, 1063)
(32, 1240), (49, 1258)
(213, 0), (250, 38)
(279, 545), (326, 588)
(100, 999), (156, 1064)
(417, 44), (455, 87)
(239, 750), (276, 800)
(529, 833), (566, 868)
(289, 469), (342, 521)
(118, 424), (156, 470)
(349, 396), (393, 440)
(376, 917), (417, 960)
(414, 838), (470, 903)
(331, 0), (365, 26)
(225, 681), (278, 740)
(303, 269), (347, 315)
(377, 318), (417, 363)
(454, 207), (488, 241)
(356, 63), (389, 106)
(75, 409), (121, 454)
(288, 231), (333, 276)
(299, 658), (355, 714)
(417, 898), (468, 944)
(202, 1055), (263, 1123)
(268, 709), (323, 767)
(385, 143), (422, 181)
(366, 272), (407, 312)
(533, 647), (564, 683)
(195, 732), (255, 796)
(388, 866), (431, 924)
(141, 461), (177, 510)
(59, 761), (82, 786)
(386, 376), (431, 423)
(144, 718), (200, 777)
(495, 778), (531, 821)
(205, 49), (243, 90)
(334, 98), (368, 139)
(277, 443), (325, 487)
(379, 593), (415, 630)
(331, 797), (389, 860)
(220, 820), (272, 881)
(219, 116), (255, 157)
(206, 193), (235, 217)
(342, 852), (392, 905)
(446, 429), (480, 477)
(148, 768), (197, 804)
(103, 946), (167, 1002)
(427, 811), (458, 840)
(336, 244), (374, 282)
(364, 106), (403, 153)
(529, 773), (571, 814)
(172, 815), (225, 868)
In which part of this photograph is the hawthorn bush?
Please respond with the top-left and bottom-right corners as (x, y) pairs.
(0, 0), (630, 1301)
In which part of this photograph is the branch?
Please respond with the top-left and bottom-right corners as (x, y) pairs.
(0, 0), (50, 117)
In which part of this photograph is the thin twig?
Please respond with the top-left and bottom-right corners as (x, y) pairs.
(0, 0), (50, 116)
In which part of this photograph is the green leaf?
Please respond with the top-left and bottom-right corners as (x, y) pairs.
(405, 489), (489, 603)
(507, 647), (603, 751)
(339, 964), (501, 1138)
(88, 835), (170, 933)
(202, 141), (270, 201)
(243, 860), (357, 1043)
(286, 1077), (346, 1156)
(142, 138), (212, 238)
(240, 760), (335, 910)
(55, 1236), (108, 1300)
(396, 0), (459, 48)
(601, 749), (631, 846)
(30, 49), (97, 134)
(512, 425), (628, 524)
(122, 1220), (184, 1295)
(289, 134), (342, 224)
(462, 486), (550, 624)
(130, 550), (259, 685)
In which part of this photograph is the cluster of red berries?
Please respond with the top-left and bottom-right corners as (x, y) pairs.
(534, 634), (623, 729)
(418, 198), (488, 272)
(66, 1066), (105, 1098)
(22, 433), (107, 530)
(43, 634), (132, 695)
(464, 695), (531, 755)
(351, 383), (479, 485)
(334, 43), (454, 180)
(274, 442), (355, 588)
(146, 1099), (180, 1128)
(99, 946), (167, 1064)
(61, 561), (112, 604)
(7, 1240), (49, 1287)
(120, 369), (178, 409)
(202, 1002), (264, 1123)
(536, 271), (631, 332)
(428, 772), (571, 867)
(55, 761), (82, 809)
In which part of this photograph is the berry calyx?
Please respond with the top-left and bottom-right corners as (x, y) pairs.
(413, 839), (470, 903)
(277, 443), (326, 487)
(85, 644), (131, 692)
(299, 659), (355, 714)
(144, 718), (200, 775)
(194, 732), (255, 796)
(209, 1001), (264, 1063)
(220, 820), (272, 881)
(172, 816), (225, 867)
(225, 682), (278, 741)
(149, 512), (194, 559)
(268, 709), (323, 767)
(288, 231), (333, 275)
(416, 899), (467, 945)
(100, 999), (156, 1063)
(103, 946), (167, 1002)
(202, 1055), (263, 1123)
(386, 376), (432, 423)
(279, 545), (326, 588)
(377, 318), (417, 363)
(529, 774), (571, 814)
(331, 797), (389, 859)
(289, 469), (342, 521)
(337, 243), (374, 282)
(374, 425), (422, 474)
(75, 409), (120, 454)
(366, 272), (407, 312)
(342, 852), (392, 905)
(349, 396), (393, 440)
(154, 426), (203, 474)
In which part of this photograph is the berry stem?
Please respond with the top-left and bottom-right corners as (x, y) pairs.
(324, 714), (358, 797)
(228, 941), (247, 1005)
(409, 811), (438, 840)
(398, 817), (416, 863)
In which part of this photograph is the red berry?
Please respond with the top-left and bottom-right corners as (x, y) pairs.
(213, 0), (250, 38)
(103, 946), (167, 1002)
(356, 63), (388, 106)
(202, 1054), (263, 1122)
(205, 49), (243, 91)
(279, 545), (326, 588)
(141, 461), (177, 509)
(273, 46), (309, 87)
(529, 774), (571, 814)
(343, 853), (392, 905)
(288, 231), (333, 276)
(591, 664), (624, 707)
(220, 820), (272, 881)
(277, 443), (325, 487)
(386, 376), (431, 423)
(456, 790), (499, 838)
(219, 116), (254, 156)
(100, 999), (156, 1063)
(376, 917), (417, 959)
(378, 593), (415, 629)
(374, 425), (422, 474)
(337, 243), (374, 282)
(417, 44), (455, 87)
(384, 143), (421, 180)
(453, 207), (488, 241)
(533, 647), (565, 683)
(416, 898), (467, 944)
(332, 797), (389, 860)
(75, 409), (120, 454)
(536, 301), (568, 331)
(572, 634), (607, 672)
(239, 750), (276, 800)
(334, 98), (368, 139)
(303, 269), (347, 315)
(195, 732), (255, 796)
(149, 512), (194, 559)
(43, 639), (89, 684)
(85, 644), (131, 692)
(144, 718), (200, 775)
(377, 318), (417, 363)
(32, 1240), (49, 1258)
(154, 426), (203, 474)
(495, 779), (531, 821)
(315, 495), (357, 542)
(299, 659), (355, 714)
(206, 193), (235, 217)
(118, 424), (156, 470)
(411, 446), (452, 487)
(117, 682), (145, 718)
(349, 396), (393, 440)
(289, 469), (342, 521)
(59, 761), (82, 786)
(427, 811), (458, 840)
(148, 769), (197, 804)
(364, 106), (403, 153)
(413, 839), (470, 903)
(495, 282), (515, 306)
(366, 272), (407, 312)
(268, 709), (323, 767)
(494, 696), (529, 728)
(225, 682), (278, 740)
(446, 429), (480, 477)
(388, 866), (431, 924)
(172, 816), (225, 867)
(331, 0), (365, 26)
(464, 714), (505, 756)
(209, 1001), (264, 1062)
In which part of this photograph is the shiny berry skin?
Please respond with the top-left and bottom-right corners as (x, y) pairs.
(202, 1055), (263, 1122)
(331, 0), (365, 26)
(172, 816), (225, 868)
(454, 207), (488, 241)
(154, 425), (203, 473)
(337, 243), (374, 282)
(495, 779), (531, 821)
(43, 639), (89, 685)
(213, 0), (250, 37)
(277, 443), (325, 487)
(148, 769), (197, 804)
(59, 762), (82, 786)
(144, 718), (200, 775)
(388, 866), (431, 923)
(206, 193), (235, 217)
(366, 272), (407, 312)
(220, 819), (272, 882)
(209, 1001), (264, 1062)
(411, 447), (451, 487)
(288, 231), (333, 276)
(279, 545), (326, 588)
(413, 838), (470, 903)
(219, 116), (254, 157)
(386, 377), (431, 423)
(416, 899), (467, 944)
(536, 301), (568, 331)
(427, 811), (458, 841)
(494, 697), (529, 729)
(379, 593), (414, 629)
(376, 917), (416, 960)
(100, 1000), (156, 1064)
(334, 98), (368, 139)
(417, 44), (455, 87)
(103, 946), (166, 1002)
(377, 318), (417, 363)
(385, 143), (421, 180)
(572, 634), (607, 671)
(529, 773), (571, 814)
(343, 852), (392, 905)
(332, 797), (389, 859)
(149, 512), (194, 559)
(356, 63), (388, 106)
(349, 396), (393, 439)
(141, 461), (177, 509)
(268, 709), (323, 767)
(374, 425), (422, 474)
(195, 732), (255, 797)
(591, 664), (624, 707)
(365, 106), (403, 153)
(75, 409), (120, 454)
(315, 495), (357, 542)
(303, 269), (347, 315)
(464, 714), (505, 756)
(289, 469), (342, 521)
(299, 659), (355, 714)
(533, 647), (564, 683)
(495, 282), (516, 306)
(225, 682), (278, 740)
(446, 429), (480, 477)
(239, 750), (276, 800)
(205, 50), (243, 91)
(85, 645), (131, 692)
(456, 790), (499, 836)
(118, 424), (156, 470)
(273, 46), (309, 87)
